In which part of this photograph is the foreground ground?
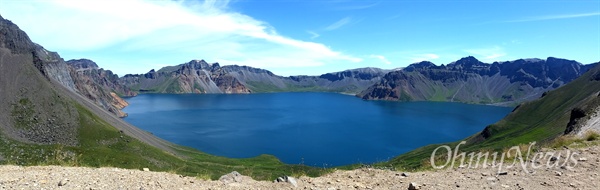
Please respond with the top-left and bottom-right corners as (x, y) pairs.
(0, 145), (598, 190)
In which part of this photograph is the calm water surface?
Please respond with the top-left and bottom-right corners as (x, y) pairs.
(123, 92), (512, 166)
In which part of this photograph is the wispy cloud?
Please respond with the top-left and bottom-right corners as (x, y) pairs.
(410, 53), (440, 63)
(335, 2), (380, 11)
(370, 54), (392, 65)
(464, 46), (506, 62)
(325, 17), (352, 31)
(505, 12), (600, 23)
(307, 31), (320, 39)
(0, 0), (362, 76)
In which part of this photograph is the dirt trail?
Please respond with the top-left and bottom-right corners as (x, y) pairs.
(0, 145), (598, 190)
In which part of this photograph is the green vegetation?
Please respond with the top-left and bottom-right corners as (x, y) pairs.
(585, 131), (600, 141)
(551, 131), (600, 149)
(398, 90), (413, 101)
(380, 65), (600, 170)
(284, 84), (329, 92)
(246, 81), (356, 94)
(245, 81), (286, 93)
(165, 80), (182, 93)
(0, 102), (330, 180)
(193, 82), (204, 92)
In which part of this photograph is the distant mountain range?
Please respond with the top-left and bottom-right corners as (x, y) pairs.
(359, 56), (597, 105)
(58, 55), (597, 118)
(119, 59), (389, 94)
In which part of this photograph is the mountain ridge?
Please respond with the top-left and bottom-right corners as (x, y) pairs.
(359, 56), (596, 105)
(119, 59), (390, 94)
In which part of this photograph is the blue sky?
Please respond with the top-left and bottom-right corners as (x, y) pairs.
(1, 0), (599, 76)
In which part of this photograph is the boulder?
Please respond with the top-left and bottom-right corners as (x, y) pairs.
(219, 171), (248, 184)
(408, 182), (420, 190)
(275, 176), (298, 187)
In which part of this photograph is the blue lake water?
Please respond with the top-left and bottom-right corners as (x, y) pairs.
(123, 92), (512, 167)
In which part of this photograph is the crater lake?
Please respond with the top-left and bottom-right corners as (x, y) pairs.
(123, 92), (513, 167)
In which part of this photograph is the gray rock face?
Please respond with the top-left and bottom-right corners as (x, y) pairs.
(66, 59), (135, 117)
(0, 15), (34, 54)
(35, 46), (77, 92)
(66, 59), (99, 70)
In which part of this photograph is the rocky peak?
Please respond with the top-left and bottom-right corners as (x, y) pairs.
(210, 62), (221, 71)
(178, 60), (223, 74)
(0, 15), (34, 55)
(185, 59), (211, 70)
(144, 69), (157, 79)
(404, 61), (438, 72)
(66, 59), (99, 70)
(448, 56), (486, 69)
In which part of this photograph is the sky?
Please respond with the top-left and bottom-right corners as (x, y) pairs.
(0, 0), (599, 76)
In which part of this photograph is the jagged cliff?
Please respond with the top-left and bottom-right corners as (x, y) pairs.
(120, 60), (390, 94)
(359, 56), (596, 105)
(66, 59), (137, 117)
(120, 60), (251, 94)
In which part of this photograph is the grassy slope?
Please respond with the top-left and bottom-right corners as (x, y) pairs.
(0, 101), (329, 180)
(379, 64), (600, 170)
(246, 81), (359, 94)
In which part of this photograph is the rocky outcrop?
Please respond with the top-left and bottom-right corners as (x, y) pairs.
(359, 56), (596, 105)
(110, 92), (128, 109)
(565, 108), (588, 134)
(66, 59), (136, 117)
(34, 46), (77, 92)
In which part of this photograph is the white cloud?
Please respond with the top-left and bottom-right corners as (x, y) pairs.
(410, 53), (440, 62)
(506, 12), (600, 23)
(0, 0), (361, 75)
(369, 55), (392, 65)
(464, 46), (506, 62)
(325, 17), (352, 31)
